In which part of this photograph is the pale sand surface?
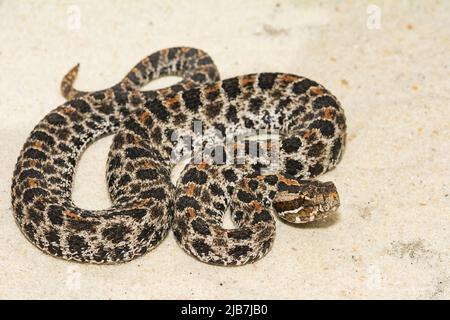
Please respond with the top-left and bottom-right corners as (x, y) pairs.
(0, 0), (449, 299)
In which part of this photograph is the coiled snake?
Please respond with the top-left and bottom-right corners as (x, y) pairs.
(11, 47), (346, 265)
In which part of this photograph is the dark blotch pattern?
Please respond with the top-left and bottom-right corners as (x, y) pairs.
(258, 73), (277, 90)
(308, 163), (324, 176)
(23, 187), (48, 203)
(124, 118), (148, 139)
(226, 105), (239, 123)
(177, 196), (201, 211)
(98, 103), (114, 115)
(308, 141), (325, 157)
(264, 175), (278, 185)
(228, 228), (252, 240)
(182, 167), (208, 185)
(313, 96), (339, 110)
(46, 230), (61, 255)
(31, 131), (55, 146)
(138, 224), (155, 242)
(228, 245), (251, 259)
(249, 97), (263, 113)
(222, 78), (241, 100)
(237, 190), (254, 203)
(47, 205), (65, 225)
(23, 148), (47, 161)
(285, 159), (304, 176)
(192, 239), (212, 256)
(331, 138), (343, 162)
(309, 119), (335, 137)
(142, 187), (166, 200)
(18, 168), (44, 181)
(182, 88), (202, 111)
(223, 169), (238, 182)
(292, 79), (318, 95)
(209, 183), (225, 196)
(282, 136), (302, 153)
(47, 113), (67, 126)
(71, 99), (91, 113)
(68, 235), (88, 254)
(125, 147), (152, 159)
(253, 210), (272, 223)
(191, 218), (211, 236)
(136, 168), (158, 180)
(102, 224), (131, 244)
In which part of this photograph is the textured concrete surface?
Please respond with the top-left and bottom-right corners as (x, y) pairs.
(0, 0), (449, 299)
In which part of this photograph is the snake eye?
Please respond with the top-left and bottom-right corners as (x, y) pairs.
(272, 192), (305, 214)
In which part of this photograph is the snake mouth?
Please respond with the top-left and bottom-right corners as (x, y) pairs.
(272, 181), (340, 223)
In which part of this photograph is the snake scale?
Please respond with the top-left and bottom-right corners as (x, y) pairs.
(11, 47), (346, 265)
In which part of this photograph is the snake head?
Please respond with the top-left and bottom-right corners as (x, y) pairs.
(272, 180), (339, 223)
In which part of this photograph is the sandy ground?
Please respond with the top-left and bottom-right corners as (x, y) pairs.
(0, 0), (449, 299)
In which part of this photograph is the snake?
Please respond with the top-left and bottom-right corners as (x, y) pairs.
(11, 47), (221, 263)
(11, 49), (347, 266)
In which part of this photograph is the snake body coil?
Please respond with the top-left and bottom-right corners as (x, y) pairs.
(11, 48), (220, 263)
(109, 73), (346, 265)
